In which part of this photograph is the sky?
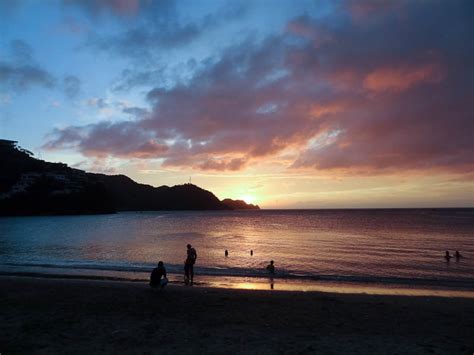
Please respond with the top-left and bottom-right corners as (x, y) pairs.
(0, 0), (473, 208)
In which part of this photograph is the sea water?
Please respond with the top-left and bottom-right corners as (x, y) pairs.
(1, 209), (473, 295)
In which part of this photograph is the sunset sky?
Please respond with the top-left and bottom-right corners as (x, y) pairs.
(1, 0), (473, 208)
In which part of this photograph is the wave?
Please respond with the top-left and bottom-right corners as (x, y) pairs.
(2, 261), (474, 290)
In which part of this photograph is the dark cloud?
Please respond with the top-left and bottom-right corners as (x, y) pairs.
(87, 2), (247, 60)
(10, 39), (33, 63)
(123, 106), (148, 117)
(63, 75), (81, 98)
(0, 64), (55, 91)
(0, 40), (55, 91)
(45, 1), (474, 173)
(45, 121), (168, 159)
(112, 58), (200, 92)
(113, 67), (167, 92)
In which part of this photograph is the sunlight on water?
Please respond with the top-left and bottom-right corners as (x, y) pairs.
(202, 276), (474, 298)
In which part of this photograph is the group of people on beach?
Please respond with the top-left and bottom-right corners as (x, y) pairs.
(151, 246), (466, 290)
(149, 243), (196, 289)
(150, 244), (275, 290)
(445, 250), (462, 262)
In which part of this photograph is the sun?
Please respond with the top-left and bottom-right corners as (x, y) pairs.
(240, 195), (256, 204)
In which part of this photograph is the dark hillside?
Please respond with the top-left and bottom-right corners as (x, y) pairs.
(0, 140), (259, 215)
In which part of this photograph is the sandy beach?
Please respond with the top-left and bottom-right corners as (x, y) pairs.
(1, 276), (473, 354)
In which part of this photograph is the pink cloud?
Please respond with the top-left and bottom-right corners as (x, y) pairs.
(345, 0), (406, 24)
(84, 140), (168, 159)
(286, 17), (333, 47)
(363, 63), (444, 93)
(310, 101), (347, 118)
(44, 2), (473, 175)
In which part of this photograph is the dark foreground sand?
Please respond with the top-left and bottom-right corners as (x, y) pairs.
(1, 276), (473, 354)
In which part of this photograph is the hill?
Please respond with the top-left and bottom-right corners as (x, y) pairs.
(221, 199), (260, 210)
(0, 139), (259, 215)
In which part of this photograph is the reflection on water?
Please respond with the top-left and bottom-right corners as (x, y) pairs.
(1, 209), (473, 294)
(202, 275), (474, 298)
(232, 277), (275, 290)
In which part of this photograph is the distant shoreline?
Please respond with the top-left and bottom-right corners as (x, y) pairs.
(0, 206), (472, 217)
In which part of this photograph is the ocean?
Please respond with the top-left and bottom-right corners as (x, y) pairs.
(1, 209), (473, 295)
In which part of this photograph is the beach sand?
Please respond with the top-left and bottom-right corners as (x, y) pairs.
(1, 276), (473, 354)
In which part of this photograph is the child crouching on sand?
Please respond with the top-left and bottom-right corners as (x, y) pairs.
(150, 261), (168, 290)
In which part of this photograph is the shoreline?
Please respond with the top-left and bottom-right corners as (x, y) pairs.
(1, 275), (473, 353)
(2, 270), (474, 299)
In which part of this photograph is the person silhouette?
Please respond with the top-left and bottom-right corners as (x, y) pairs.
(225, 249), (229, 257)
(266, 260), (275, 274)
(455, 251), (462, 261)
(250, 250), (253, 256)
(445, 251), (452, 262)
(184, 244), (197, 285)
(150, 261), (168, 290)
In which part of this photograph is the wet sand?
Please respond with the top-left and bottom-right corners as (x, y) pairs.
(1, 276), (473, 354)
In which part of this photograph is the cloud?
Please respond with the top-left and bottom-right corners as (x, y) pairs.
(45, 121), (168, 159)
(122, 106), (148, 117)
(86, 97), (109, 109)
(113, 67), (167, 92)
(0, 40), (83, 97)
(363, 63), (443, 93)
(0, 63), (55, 91)
(44, 1), (474, 174)
(345, 0), (405, 20)
(62, 0), (145, 17)
(0, 40), (55, 91)
(87, 2), (247, 61)
(10, 39), (33, 63)
(72, 158), (118, 174)
(63, 75), (81, 98)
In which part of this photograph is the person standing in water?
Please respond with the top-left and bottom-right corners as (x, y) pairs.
(250, 250), (253, 256)
(266, 260), (275, 290)
(445, 251), (452, 262)
(266, 260), (275, 274)
(185, 244), (197, 285)
(225, 249), (229, 257)
(455, 251), (462, 261)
